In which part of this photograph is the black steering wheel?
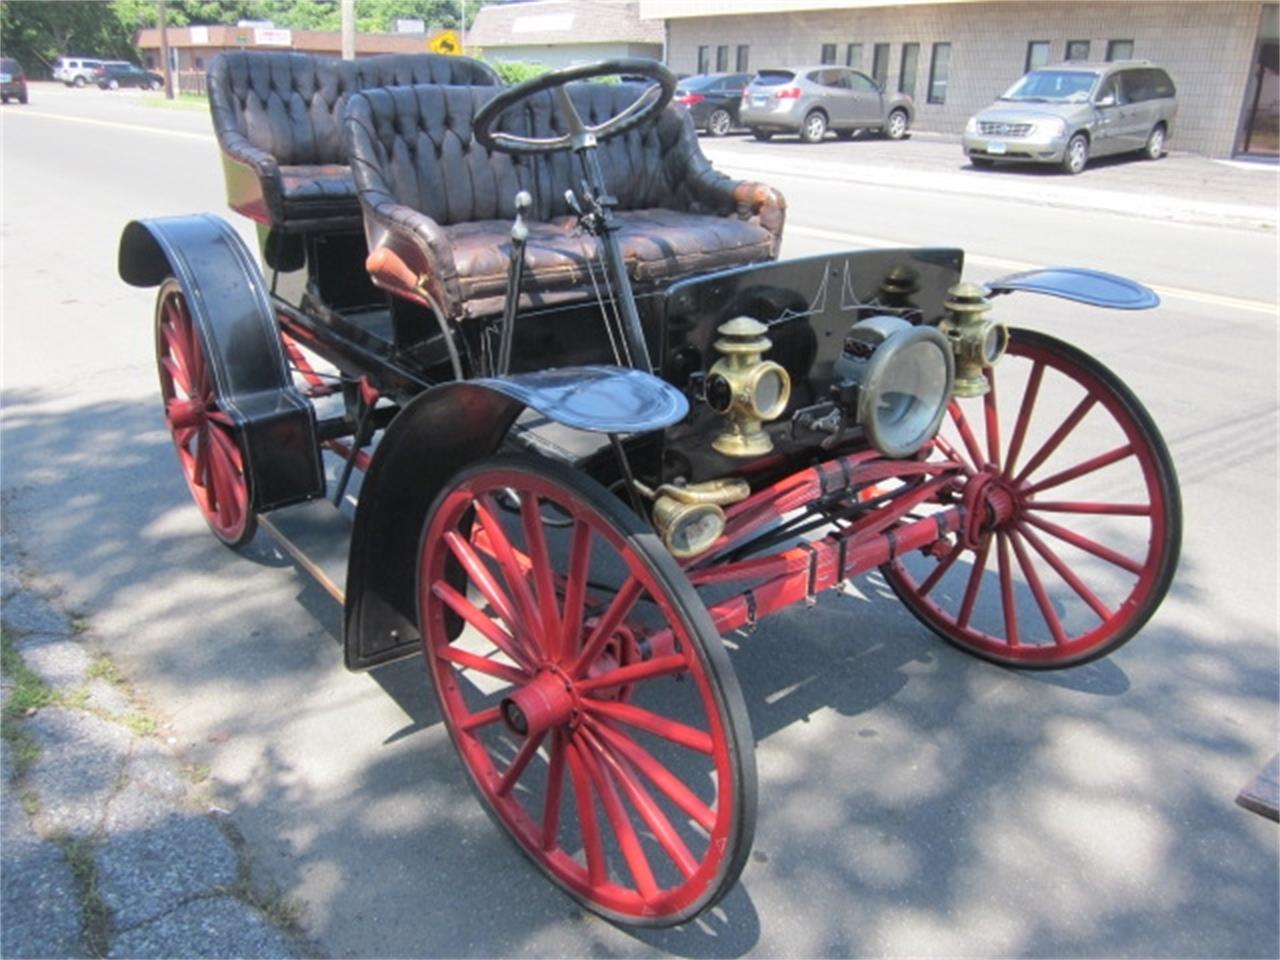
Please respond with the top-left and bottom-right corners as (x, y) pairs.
(474, 58), (676, 156)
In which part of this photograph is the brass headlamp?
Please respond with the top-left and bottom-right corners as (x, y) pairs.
(938, 282), (1009, 398)
(705, 316), (792, 457)
(634, 478), (751, 558)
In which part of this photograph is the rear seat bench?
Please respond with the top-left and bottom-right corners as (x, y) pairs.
(345, 81), (787, 322)
(208, 50), (500, 235)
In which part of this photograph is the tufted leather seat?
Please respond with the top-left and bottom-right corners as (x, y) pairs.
(208, 51), (500, 233)
(346, 82), (787, 320)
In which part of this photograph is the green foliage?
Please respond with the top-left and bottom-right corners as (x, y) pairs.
(110, 0), (493, 33)
(488, 59), (548, 85)
(0, 0), (137, 74)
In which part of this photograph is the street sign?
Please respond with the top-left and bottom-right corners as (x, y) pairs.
(428, 30), (460, 55)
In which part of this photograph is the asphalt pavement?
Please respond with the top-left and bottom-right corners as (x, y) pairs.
(1, 83), (1277, 958)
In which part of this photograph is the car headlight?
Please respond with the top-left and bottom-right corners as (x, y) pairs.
(834, 316), (955, 459)
(965, 116), (980, 135)
(1037, 117), (1066, 137)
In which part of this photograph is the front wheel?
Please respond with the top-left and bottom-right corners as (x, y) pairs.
(884, 109), (909, 140)
(418, 454), (757, 926)
(1061, 133), (1089, 174)
(155, 279), (256, 547)
(150, 79), (163, 91)
(750, 127), (773, 142)
(882, 328), (1181, 668)
(73, 76), (86, 88)
(108, 78), (119, 90)
(706, 108), (732, 137)
(799, 110), (827, 143)
(1143, 125), (1165, 160)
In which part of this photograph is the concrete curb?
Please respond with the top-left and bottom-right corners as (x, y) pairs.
(1, 511), (314, 960)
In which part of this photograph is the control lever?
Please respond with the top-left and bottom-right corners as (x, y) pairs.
(497, 190), (532, 375)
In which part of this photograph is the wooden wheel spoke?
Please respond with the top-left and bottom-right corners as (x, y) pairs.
(459, 706), (503, 732)
(1007, 527), (1068, 645)
(474, 496), (545, 642)
(572, 577), (643, 677)
(442, 531), (537, 665)
(1002, 359), (1044, 479)
(590, 717), (716, 832)
(575, 729), (660, 899)
(932, 436), (976, 477)
(995, 531), (1020, 647)
(565, 740), (607, 887)
(519, 491), (563, 656)
(1014, 394), (1098, 485)
(984, 373), (1001, 466)
(160, 348), (192, 396)
(583, 698), (714, 755)
(917, 542), (961, 597)
(957, 537), (991, 630)
(541, 732), (567, 852)
(948, 400), (986, 469)
(1022, 513), (1145, 576)
(434, 643), (528, 686)
(431, 581), (534, 673)
(1023, 443), (1136, 495)
(560, 521), (593, 660)
(1016, 521), (1113, 621)
(1027, 500), (1151, 517)
(576, 653), (687, 694)
(496, 731), (547, 797)
(583, 723), (699, 880)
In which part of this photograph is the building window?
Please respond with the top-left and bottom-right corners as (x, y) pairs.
(1106, 39), (1134, 61)
(716, 44), (729, 71)
(899, 42), (919, 97)
(736, 44), (749, 71)
(820, 43), (837, 65)
(845, 43), (862, 68)
(697, 45), (709, 74)
(194, 56), (204, 69)
(871, 43), (890, 87)
(927, 42), (951, 103)
(1065, 39), (1090, 61)
(1025, 40), (1050, 72)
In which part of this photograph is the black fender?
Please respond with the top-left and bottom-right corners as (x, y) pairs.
(120, 214), (324, 511)
(988, 267), (1159, 310)
(343, 365), (690, 670)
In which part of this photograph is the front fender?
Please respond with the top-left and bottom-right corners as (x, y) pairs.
(343, 366), (688, 670)
(988, 267), (1159, 310)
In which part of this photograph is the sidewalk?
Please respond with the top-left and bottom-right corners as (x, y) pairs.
(1, 509), (308, 959)
(702, 131), (1280, 231)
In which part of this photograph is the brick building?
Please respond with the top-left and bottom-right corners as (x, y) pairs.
(640, 0), (1279, 158)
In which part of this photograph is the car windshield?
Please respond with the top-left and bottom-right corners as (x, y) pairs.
(1000, 69), (1099, 102)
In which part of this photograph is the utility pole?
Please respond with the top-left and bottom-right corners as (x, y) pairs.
(459, 0), (466, 55)
(341, 0), (356, 60)
(157, 0), (173, 99)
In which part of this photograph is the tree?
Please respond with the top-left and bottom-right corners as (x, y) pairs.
(0, 0), (136, 73)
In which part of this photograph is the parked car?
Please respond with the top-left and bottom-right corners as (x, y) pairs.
(96, 62), (164, 90)
(963, 60), (1177, 174)
(53, 56), (104, 87)
(674, 72), (753, 136)
(0, 57), (28, 104)
(740, 66), (914, 143)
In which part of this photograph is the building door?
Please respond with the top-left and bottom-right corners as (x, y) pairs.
(1239, 4), (1278, 155)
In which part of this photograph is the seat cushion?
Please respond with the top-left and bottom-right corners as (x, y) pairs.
(446, 209), (775, 312)
(279, 164), (359, 221)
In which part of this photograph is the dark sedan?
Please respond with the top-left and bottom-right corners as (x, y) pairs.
(1, 57), (29, 104)
(97, 62), (163, 90)
(673, 72), (752, 136)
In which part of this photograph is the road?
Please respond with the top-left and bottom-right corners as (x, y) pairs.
(2, 84), (1277, 958)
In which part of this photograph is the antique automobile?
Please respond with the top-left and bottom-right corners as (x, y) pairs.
(117, 50), (1181, 927)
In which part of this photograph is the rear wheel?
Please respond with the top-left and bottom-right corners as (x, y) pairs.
(73, 76), (86, 88)
(1143, 124), (1166, 160)
(750, 127), (773, 141)
(108, 78), (119, 90)
(882, 328), (1180, 668)
(150, 79), (162, 91)
(155, 279), (256, 547)
(418, 454), (756, 926)
(884, 109), (909, 140)
(799, 110), (827, 143)
(706, 108), (732, 137)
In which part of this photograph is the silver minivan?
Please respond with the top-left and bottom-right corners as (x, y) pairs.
(962, 61), (1176, 174)
(53, 57), (104, 87)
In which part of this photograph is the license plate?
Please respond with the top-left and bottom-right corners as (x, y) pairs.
(987, 142), (1007, 155)
(753, 96), (768, 107)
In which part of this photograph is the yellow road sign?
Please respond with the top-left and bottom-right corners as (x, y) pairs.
(428, 30), (460, 55)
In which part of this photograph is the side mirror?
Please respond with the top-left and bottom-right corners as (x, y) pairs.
(1095, 93), (1116, 107)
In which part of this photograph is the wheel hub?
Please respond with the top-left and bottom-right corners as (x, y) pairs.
(501, 667), (577, 738)
(960, 470), (1019, 547)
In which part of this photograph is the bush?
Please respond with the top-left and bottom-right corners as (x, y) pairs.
(487, 60), (548, 85)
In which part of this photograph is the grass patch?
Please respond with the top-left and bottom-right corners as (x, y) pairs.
(123, 713), (156, 736)
(20, 790), (39, 816)
(63, 837), (111, 957)
(86, 652), (125, 687)
(2, 631), (54, 776)
(141, 92), (207, 111)
(187, 763), (211, 784)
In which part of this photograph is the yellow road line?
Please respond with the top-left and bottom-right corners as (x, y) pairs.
(788, 224), (1279, 316)
(7, 109), (216, 143)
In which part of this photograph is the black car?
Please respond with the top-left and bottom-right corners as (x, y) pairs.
(1, 57), (29, 104)
(673, 72), (752, 136)
(96, 62), (163, 90)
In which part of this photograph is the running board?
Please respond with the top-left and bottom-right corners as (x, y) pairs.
(258, 500), (352, 605)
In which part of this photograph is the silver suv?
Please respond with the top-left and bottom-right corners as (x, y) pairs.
(53, 57), (104, 87)
(963, 60), (1177, 174)
(740, 66), (914, 143)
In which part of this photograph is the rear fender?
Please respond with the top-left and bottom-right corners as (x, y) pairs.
(344, 366), (689, 670)
(119, 215), (324, 511)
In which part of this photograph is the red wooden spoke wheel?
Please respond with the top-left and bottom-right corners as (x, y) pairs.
(418, 455), (756, 926)
(154, 279), (256, 547)
(884, 328), (1181, 668)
